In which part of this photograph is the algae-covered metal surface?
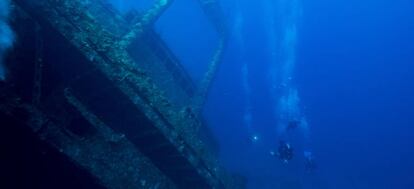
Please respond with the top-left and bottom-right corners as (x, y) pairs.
(1, 0), (244, 188)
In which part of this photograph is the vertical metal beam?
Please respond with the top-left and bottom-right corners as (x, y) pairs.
(192, 38), (226, 112)
(190, 0), (229, 113)
(121, 0), (175, 47)
(197, 0), (228, 35)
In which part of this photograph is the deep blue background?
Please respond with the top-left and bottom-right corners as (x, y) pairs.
(296, 0), (414, 188)
(111, 0), (414, 188)
(206, 0), (414, 188)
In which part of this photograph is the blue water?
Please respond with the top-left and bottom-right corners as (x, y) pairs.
(0, 0), (14, 80)
(118, 0), (414, 188)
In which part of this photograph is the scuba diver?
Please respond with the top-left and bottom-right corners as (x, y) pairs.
(287, 119), (300, 131)
(304, 150), (317, 173)
(271, 140), (294, 163)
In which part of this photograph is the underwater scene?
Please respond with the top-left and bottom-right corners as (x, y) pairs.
(1, 0), (413, 189)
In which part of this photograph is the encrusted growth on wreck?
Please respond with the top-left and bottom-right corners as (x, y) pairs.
(1, 0), (243, 189)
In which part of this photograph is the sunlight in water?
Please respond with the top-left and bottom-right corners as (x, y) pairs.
(233, 3), (254, 134)
(266, 0), (310, 142)
(0, 0), (14, 80)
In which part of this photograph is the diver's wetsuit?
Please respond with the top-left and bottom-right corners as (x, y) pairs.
(304, 151), (316, 172)
(278, 141), (293, 162)
(287, 120), (300, 131)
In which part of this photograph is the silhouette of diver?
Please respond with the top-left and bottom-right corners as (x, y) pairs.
(304, 151), (317, 172)
(287, 119), (300, 131)
(271, 140), (294, 163)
